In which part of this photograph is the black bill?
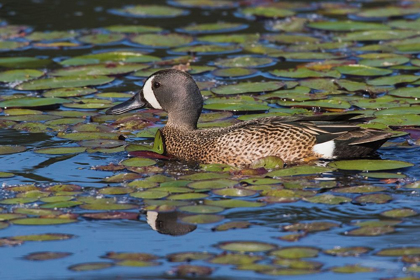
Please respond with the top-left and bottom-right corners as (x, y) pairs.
(105, 90), (146, 115)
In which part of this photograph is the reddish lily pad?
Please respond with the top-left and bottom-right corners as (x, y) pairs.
(213, 221), (251, 231)
(284, 221), (340, 233)
(82, 212), (139, 220)
(172, 264), (213, 277)
(167, 251), (215, 262)
(23, 252), (72, 261)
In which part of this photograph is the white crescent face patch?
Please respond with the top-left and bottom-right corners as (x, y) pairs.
(143, 76), (163, 109)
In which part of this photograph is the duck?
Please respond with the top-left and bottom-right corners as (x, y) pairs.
(105, 69), (393, 167)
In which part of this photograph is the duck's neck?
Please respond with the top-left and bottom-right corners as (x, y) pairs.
(166, 111), (199, 131)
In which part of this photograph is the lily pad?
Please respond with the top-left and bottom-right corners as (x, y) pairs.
(211, 81), (284, 95)
(241, 6), (295, 18)
(69, 262), (114, 271)
(34, 147), (86, 155)
(11, 218), (77, 225)
(376, 247), (420, 256)
(50, 63), (147, 76)
(218, 241), (276, 252)
(131, 33), (193, 48)
(328, 160), (413, 171)
(270, 247), (319, 259)
(214, 56), (273, 68)
(121, 157), (156, 167)
(178, 22), (247, 34)
(23, 252), (72, 261)
(354, 193), (392, 204)
(104, 25), (163, 33)
(335, 65), (392, 76)
(0, 69), (44, 83)
(304, 194), (351, 205)
(324, 247), (372, 257)
(267, 166), (333, 177)
(60, 51), (159, 66)
(284, 221), (340, 233)
(204, 199), (265, 208)
(11, 233), (74, 241)
(331, 265), (376, 273)
(78, 33), (125, 45)
(110, 5), (188, 18)
(381, 208), (417, 218)
(16, 76), (115, 90)
(0, 145), (26, 155)
(180, 214), (224, 224)
(308, 21), (389, 31)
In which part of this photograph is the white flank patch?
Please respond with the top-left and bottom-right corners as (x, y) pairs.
(146, 211), (158, 231)
(143, 76), (163, 109)
(313, 140), (336, 159)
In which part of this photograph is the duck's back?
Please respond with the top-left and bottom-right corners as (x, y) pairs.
(160, 115), (392, 167)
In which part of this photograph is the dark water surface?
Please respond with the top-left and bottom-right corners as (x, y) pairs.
(0, 0), (420, 279)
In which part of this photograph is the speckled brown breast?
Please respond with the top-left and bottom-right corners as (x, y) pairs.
(160, 117), (317, 167)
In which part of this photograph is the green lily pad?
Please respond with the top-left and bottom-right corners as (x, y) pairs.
(359, 172), (406, 179)
(333, 185), (386, 193)
(180, 214), (224, 224)
(110, 5), (187, 18)
(284, 221), (340, 232)
(381, 208), (417, 218)
(168, 193), (209, 200)
(270, 247), (319, 259)
(78, 33), (125, 45)
(0, 57), (52, 69)
(204, 199), (265, 208)
(26, 31), (76, 41)
(328, 160), (413, 171)
(178, 205), (224, 214)
(188, 179), (237, 190)
(16, 76), (115, 90)
(359, 53), (410, 67)
(116, 260), (160, 267)
(214, 56), (273, 68)
(271, 68), (340, 79)
(11, 233), (74, 241)
(308, 20), (389, 31)
(0, 172), (14, 178)
(212, 68), (257, 78)
(267, 166), (333, 177)
(337, 30), (419, 42)
(0, 97), (71, 108)
(335, 65), (393, 76)
(212, 188), (257, 197)
(218, 241), (276, 252)
(178, 22), (246, 34)
(209, 253), (263, 265)
(273, 259), (323, 270)
(388, 87), (420, 99)
(104, 25), (163, 33)
(0, 40), (28, 51)
(58, 132), (122, 141)
(367, 75), (420, 86)
(13, 208), (63, 216)
(0, 145), (26, 155)
(356, 7), (420, 19)
(60, 51), (159, 66)
(121, 157), (156, 167)
(69, 262), (114, 271)
(324, 247), (372, 257)
(304, 194), (351, 205)
(131, 33), (193, 48)
(376, 247), (420, 256)
(130, 190), (168, 199)
(331, 265), (376, 273)
(354, 193), (392, 204)
(199, 34), (259, 44)
(34, 147), (86, 155)
(171, 44), (239, 55)
(0, 69), (44, 83)
(241, 6), (295, 18)
(211, 81), (284, 95)
(11, 218), (77, 225)
(103, 252), (158, 261)
(204, 97), (270, 112)
(50, 63), (147, 76)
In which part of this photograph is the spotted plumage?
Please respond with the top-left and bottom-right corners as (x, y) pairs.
(106, 69), (393, 167)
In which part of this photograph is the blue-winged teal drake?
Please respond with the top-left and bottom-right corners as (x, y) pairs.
(106, 69), (393, 167)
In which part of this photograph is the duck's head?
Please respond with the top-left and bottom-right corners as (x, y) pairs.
(106, 69), (203, 129)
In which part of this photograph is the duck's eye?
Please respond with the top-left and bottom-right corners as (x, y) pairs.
(153, 81), (161, 89)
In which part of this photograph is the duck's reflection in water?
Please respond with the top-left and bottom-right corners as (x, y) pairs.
(146, 211), (197, 236)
